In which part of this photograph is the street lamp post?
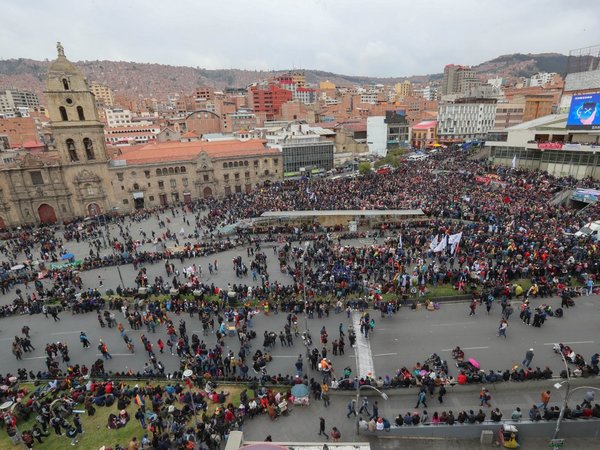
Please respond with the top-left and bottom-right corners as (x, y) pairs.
(104, 207), (124, 289)
(552, 345), (571, 443)
(355, 384), (388, 436)
(302, 241), (309, 332)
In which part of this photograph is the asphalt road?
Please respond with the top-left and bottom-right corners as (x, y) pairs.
(0, 295), (598, 380)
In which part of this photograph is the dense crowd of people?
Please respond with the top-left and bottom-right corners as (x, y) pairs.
(1, 147), (600, 448)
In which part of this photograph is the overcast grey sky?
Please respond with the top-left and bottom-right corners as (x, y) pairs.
(1, 0), (596, 77)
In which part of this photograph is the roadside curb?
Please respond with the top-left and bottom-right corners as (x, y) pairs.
(329, 376), (600, 397)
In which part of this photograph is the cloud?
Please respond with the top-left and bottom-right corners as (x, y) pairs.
(0, 0), (595, 77)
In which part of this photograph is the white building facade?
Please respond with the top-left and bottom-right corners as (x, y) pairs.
(437, 99), (497, 141)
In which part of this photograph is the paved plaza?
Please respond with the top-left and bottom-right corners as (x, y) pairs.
(1, 209), (599, 449)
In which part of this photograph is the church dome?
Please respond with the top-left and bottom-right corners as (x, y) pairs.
(47, 42), (81, 77)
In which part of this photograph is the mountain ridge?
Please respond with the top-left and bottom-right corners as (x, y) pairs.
(0, 52), (568, 102)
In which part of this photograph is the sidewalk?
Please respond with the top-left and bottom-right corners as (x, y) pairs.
(240, 380), (599, 446)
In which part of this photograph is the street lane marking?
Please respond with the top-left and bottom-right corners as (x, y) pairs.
(23, 356), (47, 360)
(373, 353), (397, 357)
(51, 331), (82, 335)
(353, 312), (375, 378)
(543, 341), (594, 345)
(441, 346), (489, 351)
(432, 322), (472, 327)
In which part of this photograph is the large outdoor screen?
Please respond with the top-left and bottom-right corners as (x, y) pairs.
(566, 93), (600, 130)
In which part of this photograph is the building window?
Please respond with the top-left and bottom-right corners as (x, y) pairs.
(234, 161), (239, 167)
(117, 173), (124, 181)
(85, 184), (94, 195)
(264, 169), (270, 176)
(59, 106), (68, 121)
(224, 174), (229, 182)
(168, 167), (174, 174)
(182, 178), (188, 187)
(244, 161), (249, 166)
(175, 167), (180, 174)
(245, 171), (250, 179)
(83, 138), (95, 160)
(235, 185), (242, 193)
(180, 166), (186, 173)
(62, 78), (70, 90)
(66, 139), (78, 161)
(30, 171), (43, 185)
(253, 160), (259, 167)
(223, 163), (227, 169)
(156, 168), (161, 176)
(234, 173), (240, 180)
(144, 170), (150, 178)
(203, 174), (209, 182)
(77, 106), (85, 121)
(224, 186), (231, 195)
(133, 183), (140, 190)
(149, 195), (155, 201)
(123, 199), (129, 204)
(158, 181), (164, 189)
(273, 158), (278, 164)
(170, 179), (176, 188)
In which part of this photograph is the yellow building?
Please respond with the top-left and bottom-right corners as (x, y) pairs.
(90, 82), (115, 107)
(319, 80), (336, 90)
(394, 80), (412, 98)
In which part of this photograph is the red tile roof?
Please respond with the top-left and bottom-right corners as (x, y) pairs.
(117, 139), (278, 164)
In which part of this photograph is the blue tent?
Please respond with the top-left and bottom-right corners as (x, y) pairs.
(61, 253), (75, 260)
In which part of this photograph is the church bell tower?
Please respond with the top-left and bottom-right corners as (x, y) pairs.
(45, 42), (108, 164)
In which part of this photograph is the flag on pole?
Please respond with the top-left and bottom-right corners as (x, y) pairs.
(433, 235), (447, 253)
(397, 234), (403, 250)
(429, 235), (439, 252)
(511, 154), (517, 169)
(448, 232), (463, 255)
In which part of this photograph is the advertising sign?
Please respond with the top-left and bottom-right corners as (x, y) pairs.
(566, 93), (600, 130)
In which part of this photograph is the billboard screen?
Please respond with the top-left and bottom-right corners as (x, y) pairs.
(566, 93), (600, 130)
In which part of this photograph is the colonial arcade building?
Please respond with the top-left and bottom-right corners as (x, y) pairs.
(0, 44), (281, 228)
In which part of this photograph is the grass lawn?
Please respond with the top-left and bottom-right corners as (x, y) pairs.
(0, 383), (249, 450)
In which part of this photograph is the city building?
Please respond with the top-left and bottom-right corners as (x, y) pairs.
(523, 95), (555, 122)
(367, 116), (388, 156)
(264, 122), (334, 175)
(437, 98), (497, 142)
(394, 80), (412, 98)
(90, 82), (114, 107)
(319, 80), (336, 90)
(414, 85), (438, 101)
(527, 72), (559, 87)
(492, 101), (525, 131)
(104, 124), (161, 146)
(410, 120), (438, 149)
(250, 84), (293, 121)
(440, 64), (480, 97)
(486, 114), (600, 179)
(110, 138), (282, 207)
(0, 89), (40, 116)
(105, 108), (133, 127)
(384, 110), (410, 149)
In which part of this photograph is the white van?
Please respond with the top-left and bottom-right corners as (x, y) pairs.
(407, 154), (429, 161)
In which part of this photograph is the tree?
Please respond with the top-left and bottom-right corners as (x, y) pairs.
(358, 161), (372, 175)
